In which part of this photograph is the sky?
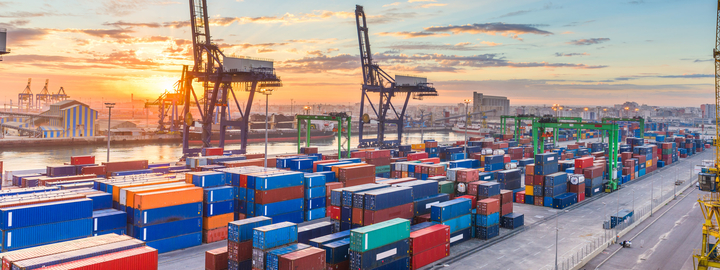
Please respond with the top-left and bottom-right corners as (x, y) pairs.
(0, 0), (715, 107)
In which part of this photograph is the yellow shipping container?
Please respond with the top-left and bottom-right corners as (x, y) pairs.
(646, 160), (652, 167)
(411, 144), (426, 150)
(525, 185), (534, 196)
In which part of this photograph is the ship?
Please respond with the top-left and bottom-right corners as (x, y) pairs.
(451, 123), (493, 136)
(189, 128), (335, 144)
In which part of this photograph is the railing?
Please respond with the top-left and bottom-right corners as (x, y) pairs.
(542, 159), (702, 270)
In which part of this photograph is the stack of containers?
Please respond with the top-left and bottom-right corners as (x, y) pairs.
(337, 165), (376, 187)
(543, 172), (568, 208)
(92, 208), (127, 236)
(361, 186), (414, 226)
(499, 190), (513, 217)
(484, 155), (504, 171)
(297, 221), (333, 245)
(524, 164), (535, 205)
(335, 183), (387, 231)
(475, 197), (500, 240)
(568, 174), (586, 203)
(251, 171), (305, 223)
(227, 216), (273, 270)
(0, 234), (157, 270)
(533, 152), (559, 206)
(252, 222), (299, 270)
(310, 231), (351, 269)
(277, 246), (326, 270)
(409, 224), (450, 269)
(349, 218), (411, 270)
(366, 150), (392, 178)
(431, 198), (472, 246)
(304, 174), (327, 221)
(130, 186), (204, 253)
(186, 171), (234, 243)
(583, 165), (604, 197)
(0, 198), (93, 251)
(497, 169), (521, 190)
(426, 141), (440, 158)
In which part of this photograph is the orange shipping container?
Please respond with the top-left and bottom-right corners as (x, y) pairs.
(122, 183), (194, 209)
(133, 187), (203, 210)
(203, 227), (228, 243)
(111, 179), (183, 202)
(203, 213), (234, 230)
(331, 163), (367, 175)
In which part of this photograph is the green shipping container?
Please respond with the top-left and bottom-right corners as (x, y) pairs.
(375, 165), (391, 174)
(350, 218), (410, 252)
(438, 181), (454, 194)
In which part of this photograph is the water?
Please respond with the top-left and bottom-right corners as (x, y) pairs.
(0, 131), (469, 172)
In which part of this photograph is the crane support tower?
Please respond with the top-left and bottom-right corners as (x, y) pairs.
(600, 116), (644, 143)
(146, 65), (188, 132)
(0, 28), (8, 61)
(35, 79), (52, 109)
(694, 2), (720, 269)
(354, 5), (438, 149)
(181, 0), (282, 157)
(18, 78), (33, 111)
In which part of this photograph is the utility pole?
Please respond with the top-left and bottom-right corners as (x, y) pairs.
(105, 103), (115, 162)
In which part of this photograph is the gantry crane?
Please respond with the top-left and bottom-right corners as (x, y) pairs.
(18, 78), (33, 111)
(695, 1), (720, 269)
(146, 65), (188, 132)
(600, 116), (645, 143)
(181, 0), (282, 157)
(52, 87), (69, 103)
(354, 5), (438, 148)
(35, 79), (52, 108)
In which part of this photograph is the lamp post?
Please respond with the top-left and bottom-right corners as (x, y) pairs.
(463, 99), (471, 147)
(303, 105), (311, 115)
(552, 209), (568, 270)
(290, 99), (294, 115)
(104, 103), (115, 162)
(261, 89), (273, 169)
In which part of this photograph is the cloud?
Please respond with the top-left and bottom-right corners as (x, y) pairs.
(373, 53), (606, 69)
(493, 2), (561, 19)
(3, 28), (52, 47)
(567, 38), (610, 45)
(563, 20), (595, 27)
(287, 38), (338, 44)
(163, 20), (190, 28)
(408, 0), (436, 2)
(555, 52), (589, 57)
(102, 21), (162, 28)
(61, 29), (135, 40)
(9, 19), (30, 26)
(98, 0), (180, 16)
(628, 0), (644, 4)
(384, 42), (488, 51)
(423, 23), (553, 40)
(383, 2), (401, 7)
(5, 50), (160, 70)
(680, 58), (713, 63)
(367, 11), (418, 24)
(419, 3), (447, 8)
(279, 54), (359, 73)
(480, 41), (501, 46)
(378, 31), (449, 38)
(657, 74), (712, 78)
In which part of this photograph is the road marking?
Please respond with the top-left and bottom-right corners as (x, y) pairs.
(478, 263), (488, 269)
(513, 247), (522, 252)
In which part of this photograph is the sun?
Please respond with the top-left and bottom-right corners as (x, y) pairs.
(148, 76), (182, 97)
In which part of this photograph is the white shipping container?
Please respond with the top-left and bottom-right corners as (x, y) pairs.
(222, 56), (273, 72)
(0, 30), (6, 52)
(394, 75), (427, 86)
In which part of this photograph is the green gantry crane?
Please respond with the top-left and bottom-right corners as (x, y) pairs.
(501, 115), (583, 144)
(600, 117), (644, 143)
(297, 113), (352, 158)
(532, 119), (620, 192)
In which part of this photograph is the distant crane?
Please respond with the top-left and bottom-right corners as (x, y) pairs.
(181, 0), (282, 157)
(52, 87), (69, 103)
(354, 5), (438, 148)
(35, 79), (52, 109)
(18, 78), (33, 111)
(146, 65), (188, 132)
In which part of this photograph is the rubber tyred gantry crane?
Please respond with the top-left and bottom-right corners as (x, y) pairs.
(354, 5), (438, 149)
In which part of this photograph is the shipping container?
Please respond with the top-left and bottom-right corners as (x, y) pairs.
(253, 222), (299, 250)
(1, 218), (92, 251)
(433, 214), (471, 234)
(0, 199), (92, 230)
(449, 227), (471, 246)
(277, 247), (326, 270)
(501, 213), (524, 229)
(363, 203), (413, 225)
(131, 202), (202, 227)
(128, 217), (201, 242)
(412, 194), (450, 216)
(12, 239), (145, 269)
(202, 226), (227, 243)
(202, 213), (234, 230)
(145, 232), (201, 253)
(323, 238), (350, 265)
(203, 186), (235, 203)
(430, 198), (471, 222)
(134, 187), (203, 210)
(350, 219), (410, 252)
(227, 240), (253, 262)
(251, 172), (304, 191)
(253, 186), (304, 205)
(409, 224), (450, 255)
(206, 246), (228, 270)
(350, 239), (409, 270)
(363, 187), (413, 211)
(394, 180), (439, 200)
(309, 231), (350, 248)
(297, 222), (333, 245)
(411, 243), (449, 270)
(92, 209), (126, 232)
(34, 246), (158, 270)
(265, 243), (311, 270)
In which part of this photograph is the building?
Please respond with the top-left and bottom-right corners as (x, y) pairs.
(472, 92), (509, 117)
(702, 104), (716, 119)
(41, 100), (98, 138)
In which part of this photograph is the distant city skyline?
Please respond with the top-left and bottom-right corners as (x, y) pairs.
(0, 0), (715, 107)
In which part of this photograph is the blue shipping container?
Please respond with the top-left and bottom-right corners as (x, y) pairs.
(253, 222), (299, 250)
(304, 174), (327, 188)
(1, 218), (92, 251)
(476, 212), (500, 227)
(476, 224), (499, 240)
(433, 214), (471, 234)
(477, 182), (501, 197)
(413, 194), (450, 216)
(310, 230), (350, 247)
(146, 232), (201, 254)
(364, 187), (413, 211)
(131, 202), (202, 227)
(305, 186), (326, 199)
(306, 197), (326, 210)
(350, 239), (410, 270)
(204, 200), (234, 217)
(449, 227), (471, 246)
(188, 172), (226, 187)
(92, 209), (126, 232)
(129, 217), (201, 242)
(395, 180), (439, 200)
(228, 216), (272, 243)
(255, 198), (304, 217)
(251, 173), (304, 191)
(430, 198), (471, 222)
(305, 207), (326, 221)
(269, 210), (304, 224)
(297, 221), (333, 245)
(265, 243), (311, 270)
(323, 238), (350, 265)
(86, 193), (112, 211)
(0, 198), (92, 230)
(204, 186), (234, 203)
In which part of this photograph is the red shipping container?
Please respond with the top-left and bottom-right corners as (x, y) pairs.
(414, 214), (431, 224)
(366, 150), (391, 159)
(327, 261), (349, 270)
(70, 156), (95, 165)
(568, 183), (585, 194)
(254, 185), (304, 205)
(425, 141), (439, 148)
(379, 178), (416, 185)
(583, 166), (603, 179)
(203, 226), (227, 243)
(477, 198), (500, 215)
(367, 157), (391, 166)
(478, 194), (500, 202)
(329, 206), (341, 220)
(278, 247), (326, 270)
(457, 169), (479, 183)
(515, 191), (525, 203)
(456, 195), (477, 210)
(206, 246), (228, 270)
(574, 157), (593, 169)
(204, 147), (224, 156)
(363, 203), (413, 225)
(407, 152), (429, 161)
(338, 165), (375, 182)
(227, 240), (253, 262)
(418, 158), (441, 164)
(326, 182), (344, 197)
(503, 155), (511, 163)
(412, 243), (449, 270)
(499, 190), (513, 205)
(467, 181), (487, 196)
(534, 175), (544, 186)
(500, 203), (513, 216)
(103, 160), (149, 176)
(344, 177), (376, 187)
(352, 208), (364, 225)
(533, 196), (544, 206)
(576, 192), (585, 202)
(409, 224), (450, 255)
(525, 164), (535, 176)
(40, 246), (158, 270)
(81, 165), (106, 176)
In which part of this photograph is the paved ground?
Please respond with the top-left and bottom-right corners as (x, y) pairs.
(583, 185), (703, 270)
(426, 149), (711, 270)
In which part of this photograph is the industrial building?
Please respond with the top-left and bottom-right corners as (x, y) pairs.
(473, 92), (510, 117)
(0, 100), (98, 138)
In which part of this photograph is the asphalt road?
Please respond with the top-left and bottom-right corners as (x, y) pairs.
(583, 182), (704, 270)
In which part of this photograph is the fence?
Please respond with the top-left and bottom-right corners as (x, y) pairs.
(542, 161), (701, 270)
